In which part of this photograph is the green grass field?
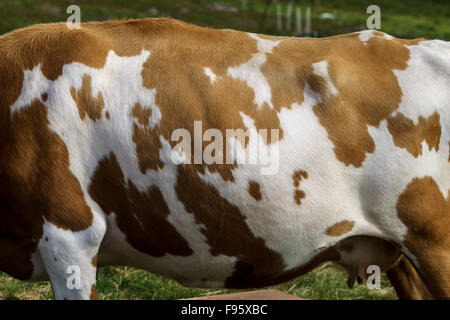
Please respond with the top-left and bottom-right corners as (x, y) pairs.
(0, 0), (445, 300)
(0, 0), (449, 39)
(0, 263), (397, 300)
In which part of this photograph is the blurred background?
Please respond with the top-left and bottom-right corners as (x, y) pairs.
(0, 0), (449, 40)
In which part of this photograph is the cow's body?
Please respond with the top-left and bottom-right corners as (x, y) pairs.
(0, 18), (448, 299)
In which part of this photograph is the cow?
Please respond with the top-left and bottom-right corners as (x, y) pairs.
(0, 18), (448, 300)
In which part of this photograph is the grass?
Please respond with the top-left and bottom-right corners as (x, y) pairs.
(0, 0), (448, 40)
(0, 263), (397, 300)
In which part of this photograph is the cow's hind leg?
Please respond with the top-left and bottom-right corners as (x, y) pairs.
(397, 176), (450, 299)
(402, 249), (450, 299)
(38, 216), (105, 300)
(386, 255), (434, 300)
(403, 249), (450, 299)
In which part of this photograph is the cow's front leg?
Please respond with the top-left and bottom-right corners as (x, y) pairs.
(38, 218), (105, 300)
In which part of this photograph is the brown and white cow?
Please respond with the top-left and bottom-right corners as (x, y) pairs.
(0, 18), (448, 300)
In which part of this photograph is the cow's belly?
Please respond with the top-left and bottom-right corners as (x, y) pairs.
(92, 127), (383, 288)
(93, 98), (447, 288)
(87, 98), (365, 287)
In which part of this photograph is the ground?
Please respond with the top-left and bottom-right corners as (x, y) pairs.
(0, 263), (396, 300)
